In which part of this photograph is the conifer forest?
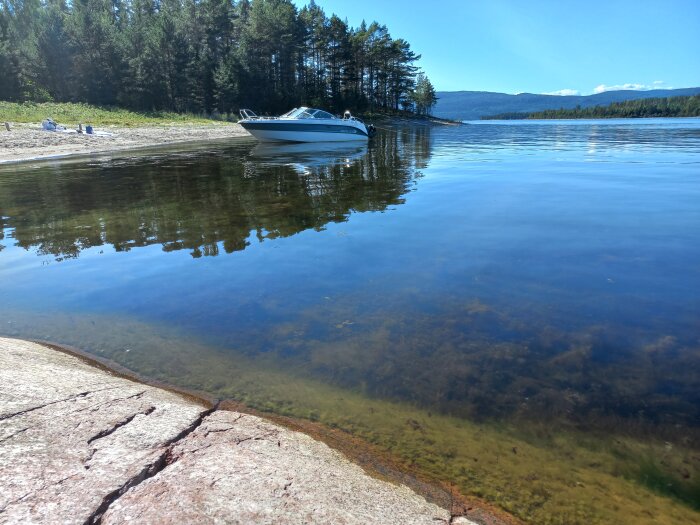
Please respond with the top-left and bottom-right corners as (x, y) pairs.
(0, 0), (438, 116)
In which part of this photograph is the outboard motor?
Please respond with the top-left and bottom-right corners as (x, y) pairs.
(367, 124), (377, 138)
(343, 110), (352, 120)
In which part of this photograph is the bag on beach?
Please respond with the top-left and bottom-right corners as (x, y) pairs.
(41, 118), (66, 131)
(42, 119), (57, 131)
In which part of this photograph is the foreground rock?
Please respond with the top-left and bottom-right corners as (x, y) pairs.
(0, 338), (474, 524)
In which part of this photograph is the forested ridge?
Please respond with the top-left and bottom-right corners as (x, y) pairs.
(0, 0), (437, 116)
(483, 95), (700, 120)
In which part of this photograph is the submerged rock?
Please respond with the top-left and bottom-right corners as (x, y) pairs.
(0, 338), (475, 524)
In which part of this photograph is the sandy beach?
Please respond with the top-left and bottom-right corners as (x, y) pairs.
(0, 122), (251, 164)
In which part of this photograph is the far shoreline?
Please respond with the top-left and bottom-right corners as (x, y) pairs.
(470, 115), (700, 123)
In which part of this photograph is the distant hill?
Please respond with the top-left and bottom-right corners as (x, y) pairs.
(484, 95), (700, 120)
(433, 88), (700, 120)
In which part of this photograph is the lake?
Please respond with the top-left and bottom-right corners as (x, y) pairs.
(1, 118), (699, 524)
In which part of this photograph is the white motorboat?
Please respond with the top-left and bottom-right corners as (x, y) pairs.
(239, 107), (375, 143)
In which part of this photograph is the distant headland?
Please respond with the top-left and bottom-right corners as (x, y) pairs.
(434, 87), (700, 120)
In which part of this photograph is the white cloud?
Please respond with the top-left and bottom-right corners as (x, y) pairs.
(542, 89), (580, 96)
(593, 82), (673, 94)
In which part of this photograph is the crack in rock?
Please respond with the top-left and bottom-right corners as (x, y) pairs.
(234, 430), (278, 446)
(72, 391), (147, 415)
(0, 490), (33, 513)
(83, 403), (218, 525)
(0, 427), (28, 444)
(0, 474), (82, 514)
(87, 406), (156, 445)
(208, 477), (224, 488)
(202, 425), (236, 436)
(0, 385), (124, 421)
(203, 414), (245, 437)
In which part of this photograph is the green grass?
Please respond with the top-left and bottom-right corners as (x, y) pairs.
(0, 101), (236, 127)
(0, 101), (450, 127)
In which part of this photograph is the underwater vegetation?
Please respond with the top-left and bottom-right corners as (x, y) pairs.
(1, 311), (698, 525)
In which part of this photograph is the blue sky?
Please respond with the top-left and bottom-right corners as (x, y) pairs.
(292, 0), (700, 95)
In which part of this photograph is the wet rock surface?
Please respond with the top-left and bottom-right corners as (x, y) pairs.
(0, 338), (475, 524)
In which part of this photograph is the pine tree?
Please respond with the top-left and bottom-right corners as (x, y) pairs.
(1, 0), (429, 116)
(298, 0), (327, 107)
(0, 2), (22, 101)
(411, 72), (437, 115)
(68, 0), (126, 105)
(1, 0), (47, 101)
(35, 0), (74, 101)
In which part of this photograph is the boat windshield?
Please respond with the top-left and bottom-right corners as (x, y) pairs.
(308, 109), (335, 119)
(282, 107), (336, 120)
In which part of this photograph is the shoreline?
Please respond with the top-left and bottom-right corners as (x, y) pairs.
(0, 122), (251, 165)
(1, 336), (513, 525)
(0, 337), (466, 524)
(0, 116), (461, 166)
(372, 113), (462, 127)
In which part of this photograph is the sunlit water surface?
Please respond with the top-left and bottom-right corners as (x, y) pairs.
(1, 118), (699, 522)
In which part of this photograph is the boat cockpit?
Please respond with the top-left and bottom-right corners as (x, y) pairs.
(280, 107), (337, 120)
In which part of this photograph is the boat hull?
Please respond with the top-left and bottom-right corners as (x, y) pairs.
(240, 120), (369, 142)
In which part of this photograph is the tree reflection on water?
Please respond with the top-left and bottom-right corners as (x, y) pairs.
(0, 128), (430, 261)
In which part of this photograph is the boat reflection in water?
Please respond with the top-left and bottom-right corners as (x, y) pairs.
(248, 142), (368, 175)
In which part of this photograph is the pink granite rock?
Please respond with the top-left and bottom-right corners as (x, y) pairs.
(0, 338), (477, 524)
(102, 410), (453, 524)
(0, 338), (208, 524)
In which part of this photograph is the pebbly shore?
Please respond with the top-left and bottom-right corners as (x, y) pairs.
(0, 123), (250, 164)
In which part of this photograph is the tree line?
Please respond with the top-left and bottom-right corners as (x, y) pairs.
(483, 95), (700, 120)
(0, 0), (437, 116)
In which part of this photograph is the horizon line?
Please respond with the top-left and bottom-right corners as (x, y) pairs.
(435, 86), (700, 96)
